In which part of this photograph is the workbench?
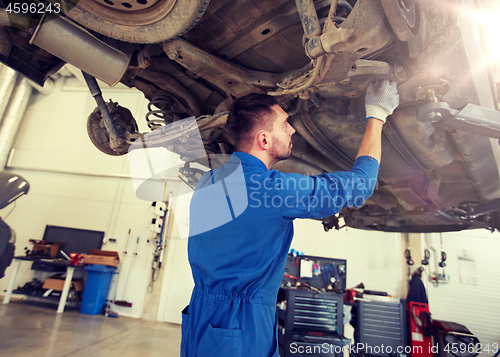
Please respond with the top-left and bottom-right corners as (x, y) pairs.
(2, 256), (85, 313)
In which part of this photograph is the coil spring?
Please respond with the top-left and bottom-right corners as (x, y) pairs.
(145, 96), (178, 129)
(334, 0), (353, 23)
(313, 0), (353, 35)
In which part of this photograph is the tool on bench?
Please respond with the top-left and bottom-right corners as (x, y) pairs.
(284, 274), (298, 283)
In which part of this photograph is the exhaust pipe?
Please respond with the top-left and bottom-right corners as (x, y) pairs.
(0, 10), (130, 86)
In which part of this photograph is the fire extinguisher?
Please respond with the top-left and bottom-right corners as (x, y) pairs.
(408, 301), (433, 357)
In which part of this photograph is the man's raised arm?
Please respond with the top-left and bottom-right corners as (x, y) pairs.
(356, 79), (399, 163)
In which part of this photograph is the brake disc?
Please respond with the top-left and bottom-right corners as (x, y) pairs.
(410, 78), (450, 100)
(87, 101), (139, 156)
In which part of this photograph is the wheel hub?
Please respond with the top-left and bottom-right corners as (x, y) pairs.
(411, 78), (450, 101)
(78, 0), (176, 26)
(95, 0), (161, 12)
(87, 101), (139, 156)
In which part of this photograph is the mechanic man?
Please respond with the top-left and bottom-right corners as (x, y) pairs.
(181, 79), (399, 357)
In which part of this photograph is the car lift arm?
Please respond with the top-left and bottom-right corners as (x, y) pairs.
(417, 100), (500, 140)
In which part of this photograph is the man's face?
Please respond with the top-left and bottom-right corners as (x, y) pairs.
(269, 105), (296, 161)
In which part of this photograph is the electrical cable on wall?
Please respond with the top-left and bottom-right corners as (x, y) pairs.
(148, 192), (173, 292)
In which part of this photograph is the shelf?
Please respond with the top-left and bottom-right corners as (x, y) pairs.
(12, 289), (81, 304)
(4, 258), (84, 313)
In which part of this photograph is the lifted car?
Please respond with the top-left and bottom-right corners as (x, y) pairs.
(1, 0), (500, 233)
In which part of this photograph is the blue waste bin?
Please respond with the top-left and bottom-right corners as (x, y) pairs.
(80, 264), (116, 315)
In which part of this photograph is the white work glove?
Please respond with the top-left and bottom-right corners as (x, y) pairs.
(365, 79), (399, 123)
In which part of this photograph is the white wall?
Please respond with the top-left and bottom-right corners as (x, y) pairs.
(291, 220), (404, 296)
(0, 76), (185, 319)
(423, 230), (500, 354)
(157, 182), (194, 324)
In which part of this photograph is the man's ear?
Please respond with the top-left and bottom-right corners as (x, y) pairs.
(256, 131), (270, 150)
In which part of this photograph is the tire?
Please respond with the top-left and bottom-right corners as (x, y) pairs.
(380, 0), (421, 42)
(65, 0), (210, 44)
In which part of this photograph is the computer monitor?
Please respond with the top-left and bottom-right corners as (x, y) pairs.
(42, 225), (104, 257)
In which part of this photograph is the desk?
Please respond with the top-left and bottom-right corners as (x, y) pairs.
(2, 257), (84, 313)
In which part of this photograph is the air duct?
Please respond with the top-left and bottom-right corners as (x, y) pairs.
(0, 64), (17, 120)
(0, 77), (32, 170)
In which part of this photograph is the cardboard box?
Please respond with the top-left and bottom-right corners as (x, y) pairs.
(32, 242), (64, 258)
(81, 250), (120, 267)
(43, 274), (84, 291)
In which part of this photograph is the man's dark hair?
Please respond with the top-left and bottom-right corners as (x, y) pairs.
(227, 93), (278, 149)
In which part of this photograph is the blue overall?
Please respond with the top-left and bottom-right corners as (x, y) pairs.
(181, 151), (379, 357)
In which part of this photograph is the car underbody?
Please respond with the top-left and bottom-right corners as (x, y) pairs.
(1, 0), (500, 233)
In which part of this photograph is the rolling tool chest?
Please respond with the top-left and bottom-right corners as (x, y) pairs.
(277, 288), (348, 357)
(278, 254), (349, 357)
(354, 297), (408, 356)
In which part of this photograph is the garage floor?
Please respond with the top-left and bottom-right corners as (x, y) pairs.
(0, 299), (181, 357)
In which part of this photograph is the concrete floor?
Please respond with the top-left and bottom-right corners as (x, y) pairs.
(0, 299), (181, 357)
